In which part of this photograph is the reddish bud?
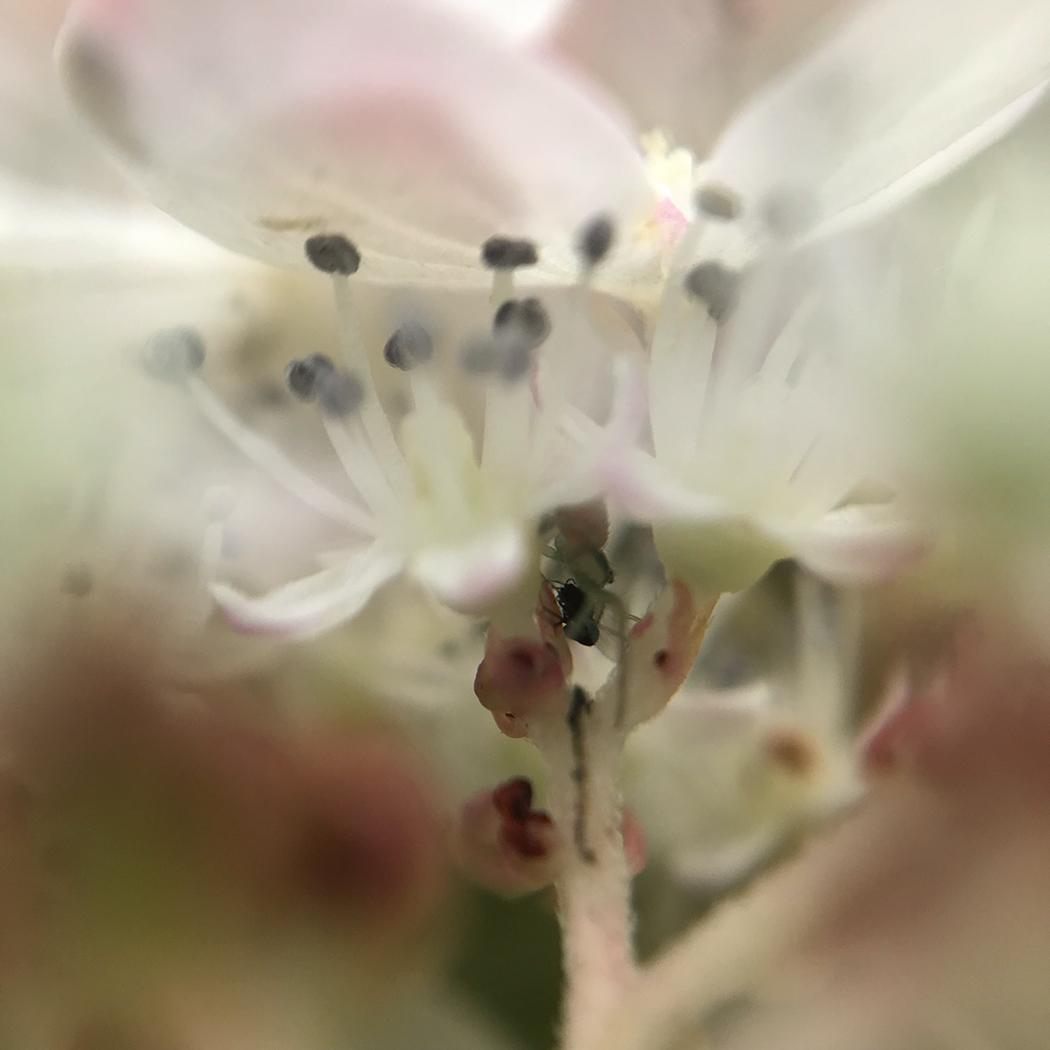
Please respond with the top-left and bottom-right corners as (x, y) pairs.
(474, 629), (568, 738)
(623, 581), (716, 727)
(862, 624), (1050, 801)
(452, 777), (560, 897)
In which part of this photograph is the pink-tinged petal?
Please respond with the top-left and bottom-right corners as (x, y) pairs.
(474, 628), (569, 738)
(548, 0), (847, 157)
(211, 546), (403, 638)
(622, 581), (716, 727)
(411, 523), (529, 614)
(57, 0), (654, 286)
(766, 504), (925, 585)
(605, 448), (732, 524)
(621, 806), (648, 877)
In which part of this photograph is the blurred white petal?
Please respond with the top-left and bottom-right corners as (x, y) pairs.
(212, 544), (404, 638)
(411, 523), (528, 614)
(57, 0), (655, 287)
(697, 0), (1050, 266)
(766, 504), (924, 585)
(628, 564), (863, 889)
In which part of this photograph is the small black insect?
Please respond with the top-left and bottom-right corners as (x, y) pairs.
(546, 522), (617, 649)
(556, 580), (602, 646)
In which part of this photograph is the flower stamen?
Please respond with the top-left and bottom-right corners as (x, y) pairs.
(683, 261), (742, 324)
(305, 235), (416, 504)
(695, 184), (743, 223)
(576, 214), (616, 271)
(141, 330), (374, 534)
(383, 322), (434, 372)
(480, 235), (538, 304)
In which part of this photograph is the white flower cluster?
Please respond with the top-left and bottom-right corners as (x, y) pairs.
(5, 0), (1050, 1046)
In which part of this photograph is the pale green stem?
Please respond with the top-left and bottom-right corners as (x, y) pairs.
(531, 692), (636, 1050)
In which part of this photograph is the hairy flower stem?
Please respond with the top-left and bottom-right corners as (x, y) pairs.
(531, 690), (637, 1050)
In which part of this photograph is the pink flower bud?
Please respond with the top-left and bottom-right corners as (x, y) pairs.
(451, 777), (560, 897)
(623, 580), (715, 727)
(473, 628), (569, 738)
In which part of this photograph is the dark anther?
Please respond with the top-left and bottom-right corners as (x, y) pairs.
(576, 214), (615, 266)
(383, 321), (434, 371)
(142, 326), (205, 382)
(284, 353), (336, 401)
(460, 336), (499, 375)
(317, 369), (365, 417)
(683, 261), (742, 323)
(480, 235), (539, 269)
(493, 299), (517, 330)
(493, 297), (551, 350)
(696, 184), (742, 222)
(304, 233), (361, 275)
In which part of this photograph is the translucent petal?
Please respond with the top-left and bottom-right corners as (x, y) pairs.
(766, 504), (924, 584)
(411, 523), (529, 615)
(605, 448), (732, 523)
(211, 545), (404, 638)
(57, 0), (654, 287)
(698, 0), (1050, 260)
(549, 0), (847, 157)
(0, 1), (127, 195)
(538, 354), (648, 510)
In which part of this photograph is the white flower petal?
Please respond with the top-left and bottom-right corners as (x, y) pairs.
(605, 448), (732, 524)
(766, 504), (924, 584)
(538, 353), (648, 509)
(700, 0), (1050, 259)
(211, 545), (404, 638)
(411, 523), (528, 615)
(0, 172), (244, 271)
(57, 0), (654, 286)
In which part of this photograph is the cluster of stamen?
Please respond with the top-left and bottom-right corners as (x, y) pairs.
(284, 353), (365, 417)
(460, 295), (553, 381)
